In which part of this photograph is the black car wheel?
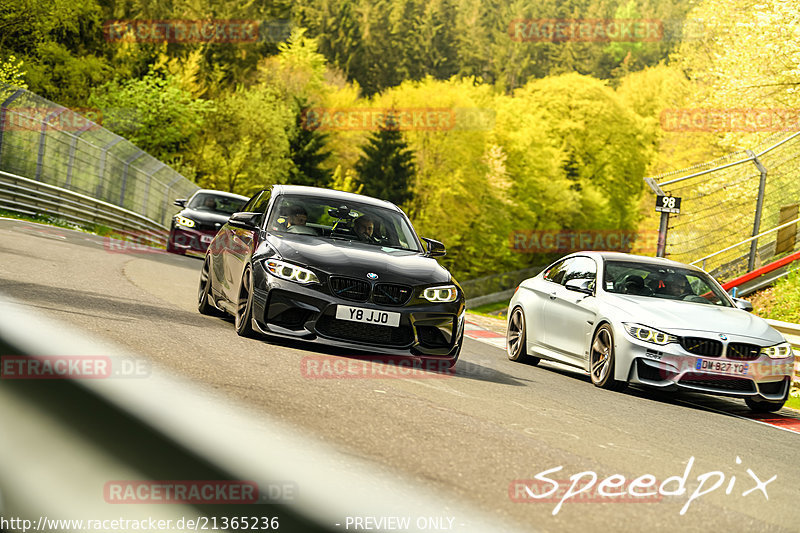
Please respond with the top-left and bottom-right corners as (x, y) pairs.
(198, 256), (219, 316)
(590, 324), (627, 391)
(506, 307), (540, 365)
(235, 265), (256, 337)
(745, 389), (788, 413)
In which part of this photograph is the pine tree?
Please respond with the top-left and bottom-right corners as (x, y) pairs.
(354, 115), (416, 206)
(287, 98), (332, 187)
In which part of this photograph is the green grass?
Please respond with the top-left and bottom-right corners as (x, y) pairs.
(786, 389), (800, 411)
(467, 300), (509, 319)
(749, 268), (800, 323)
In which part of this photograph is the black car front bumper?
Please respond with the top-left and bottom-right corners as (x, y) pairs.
(250, 262), (465, 360)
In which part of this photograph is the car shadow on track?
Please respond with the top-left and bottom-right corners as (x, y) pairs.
(231, 327), (531, 386)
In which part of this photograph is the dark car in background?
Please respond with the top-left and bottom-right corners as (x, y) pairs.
(197, 185), (466, 367)
(167, 189), (249, 255)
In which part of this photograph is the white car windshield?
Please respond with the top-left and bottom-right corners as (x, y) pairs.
(604, 260), (733, 307)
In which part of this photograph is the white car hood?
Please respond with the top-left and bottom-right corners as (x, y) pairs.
(604, 294), (784, 343)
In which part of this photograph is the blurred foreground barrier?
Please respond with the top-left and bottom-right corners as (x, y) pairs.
(0, 295), (523, 533)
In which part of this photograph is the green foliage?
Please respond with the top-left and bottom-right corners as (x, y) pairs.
(354, 121), (416, 207)
(192, 84), (295, 196)
(750, 269), (800, 324)
(88, 69), (214, 162)
(0, 55), (27, 88)
(287, 99), (333, 187)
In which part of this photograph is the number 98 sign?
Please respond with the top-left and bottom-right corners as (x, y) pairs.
(655, 195), (681, 214)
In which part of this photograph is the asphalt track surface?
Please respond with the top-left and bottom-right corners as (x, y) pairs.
(1, 218), (799, 533)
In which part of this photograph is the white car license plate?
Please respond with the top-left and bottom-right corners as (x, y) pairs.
(200, 235), (214, 244)
(335, 305), (400, 327)
(695, 359), (749, 375)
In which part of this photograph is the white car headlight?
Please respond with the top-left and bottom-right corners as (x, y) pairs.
(265, 259), (319, 285)
(760, 342), (793, 359)
(423, 285), (458, 303)
(623, 323), (677, 346)
(175, 215), (196, 228)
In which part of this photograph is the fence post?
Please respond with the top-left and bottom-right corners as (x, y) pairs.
(0, 88), (25, 167)
(644, 177), (669, 257)
(119, 151), (145, 207)
(747, 150), (768, 271)
(36, 108), (67, 182)
(96, 137), (123, 201)
(65, 123), (94, 188)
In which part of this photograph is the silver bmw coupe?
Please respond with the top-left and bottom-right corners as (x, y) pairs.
(506, 252), (795, 412)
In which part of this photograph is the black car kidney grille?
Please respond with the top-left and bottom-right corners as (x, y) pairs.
(372, 284), (413, 306)
(329, 276), (370, 302)
(726, 343), (761, 360)
(680, 337), (723, 357)
(316, 315), (413, 346)
(679, 373), (755, 393)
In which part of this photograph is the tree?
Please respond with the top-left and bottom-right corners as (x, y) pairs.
(354, 117), (416, 206)
(287, 98), (333, 187)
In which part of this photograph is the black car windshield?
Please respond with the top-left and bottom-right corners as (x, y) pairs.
(267, 194), (421, 252)
(604, 260), (733, 307)
(188, 193), (247, 215)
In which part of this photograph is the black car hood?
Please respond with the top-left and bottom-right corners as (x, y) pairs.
(180, 208), (232, 226)
(263, 233), (452, 285)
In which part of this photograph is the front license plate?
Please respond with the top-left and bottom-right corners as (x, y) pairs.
(695, 358), (749, 375)
(200, 235), (214, 244)
(335, 305), (401, 327)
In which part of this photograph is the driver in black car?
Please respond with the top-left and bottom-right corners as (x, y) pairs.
(354, 215), (379, 243)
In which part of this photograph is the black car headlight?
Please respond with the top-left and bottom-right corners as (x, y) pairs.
(175, 215), (196, 228)
(265, 259), (320, 285)
(423, 285), (458, 303)
(623, 323), (677, 346)
(760, 342), (793, 359)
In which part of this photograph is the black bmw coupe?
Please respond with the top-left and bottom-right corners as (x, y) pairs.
(197, 185), (466, 367)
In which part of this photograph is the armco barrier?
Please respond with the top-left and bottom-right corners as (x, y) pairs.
(765, 318), (800, 387)
(0, 169), (167, 247)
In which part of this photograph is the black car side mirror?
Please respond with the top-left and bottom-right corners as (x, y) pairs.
(228, 211), (261, 230)
(422, 237), (446, 257)
(565, 278), (594, 295)
(174, 198), (187, 207)
(733, 297), (753, 312)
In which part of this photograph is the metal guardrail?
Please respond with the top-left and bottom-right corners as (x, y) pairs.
(765, 319), (800, 388)
(0, 169), (168, 247)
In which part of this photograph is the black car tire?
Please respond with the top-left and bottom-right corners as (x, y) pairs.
(590, 324), (627, 392)
(198, 256), (219, 316)
(235, 264), (257, 337)
(745, 389), (788, 413)
(506, 307), (540, 365)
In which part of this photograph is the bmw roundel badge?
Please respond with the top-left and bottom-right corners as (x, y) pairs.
(366, 272), (379, 280)
(719, 334), (727, 341)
